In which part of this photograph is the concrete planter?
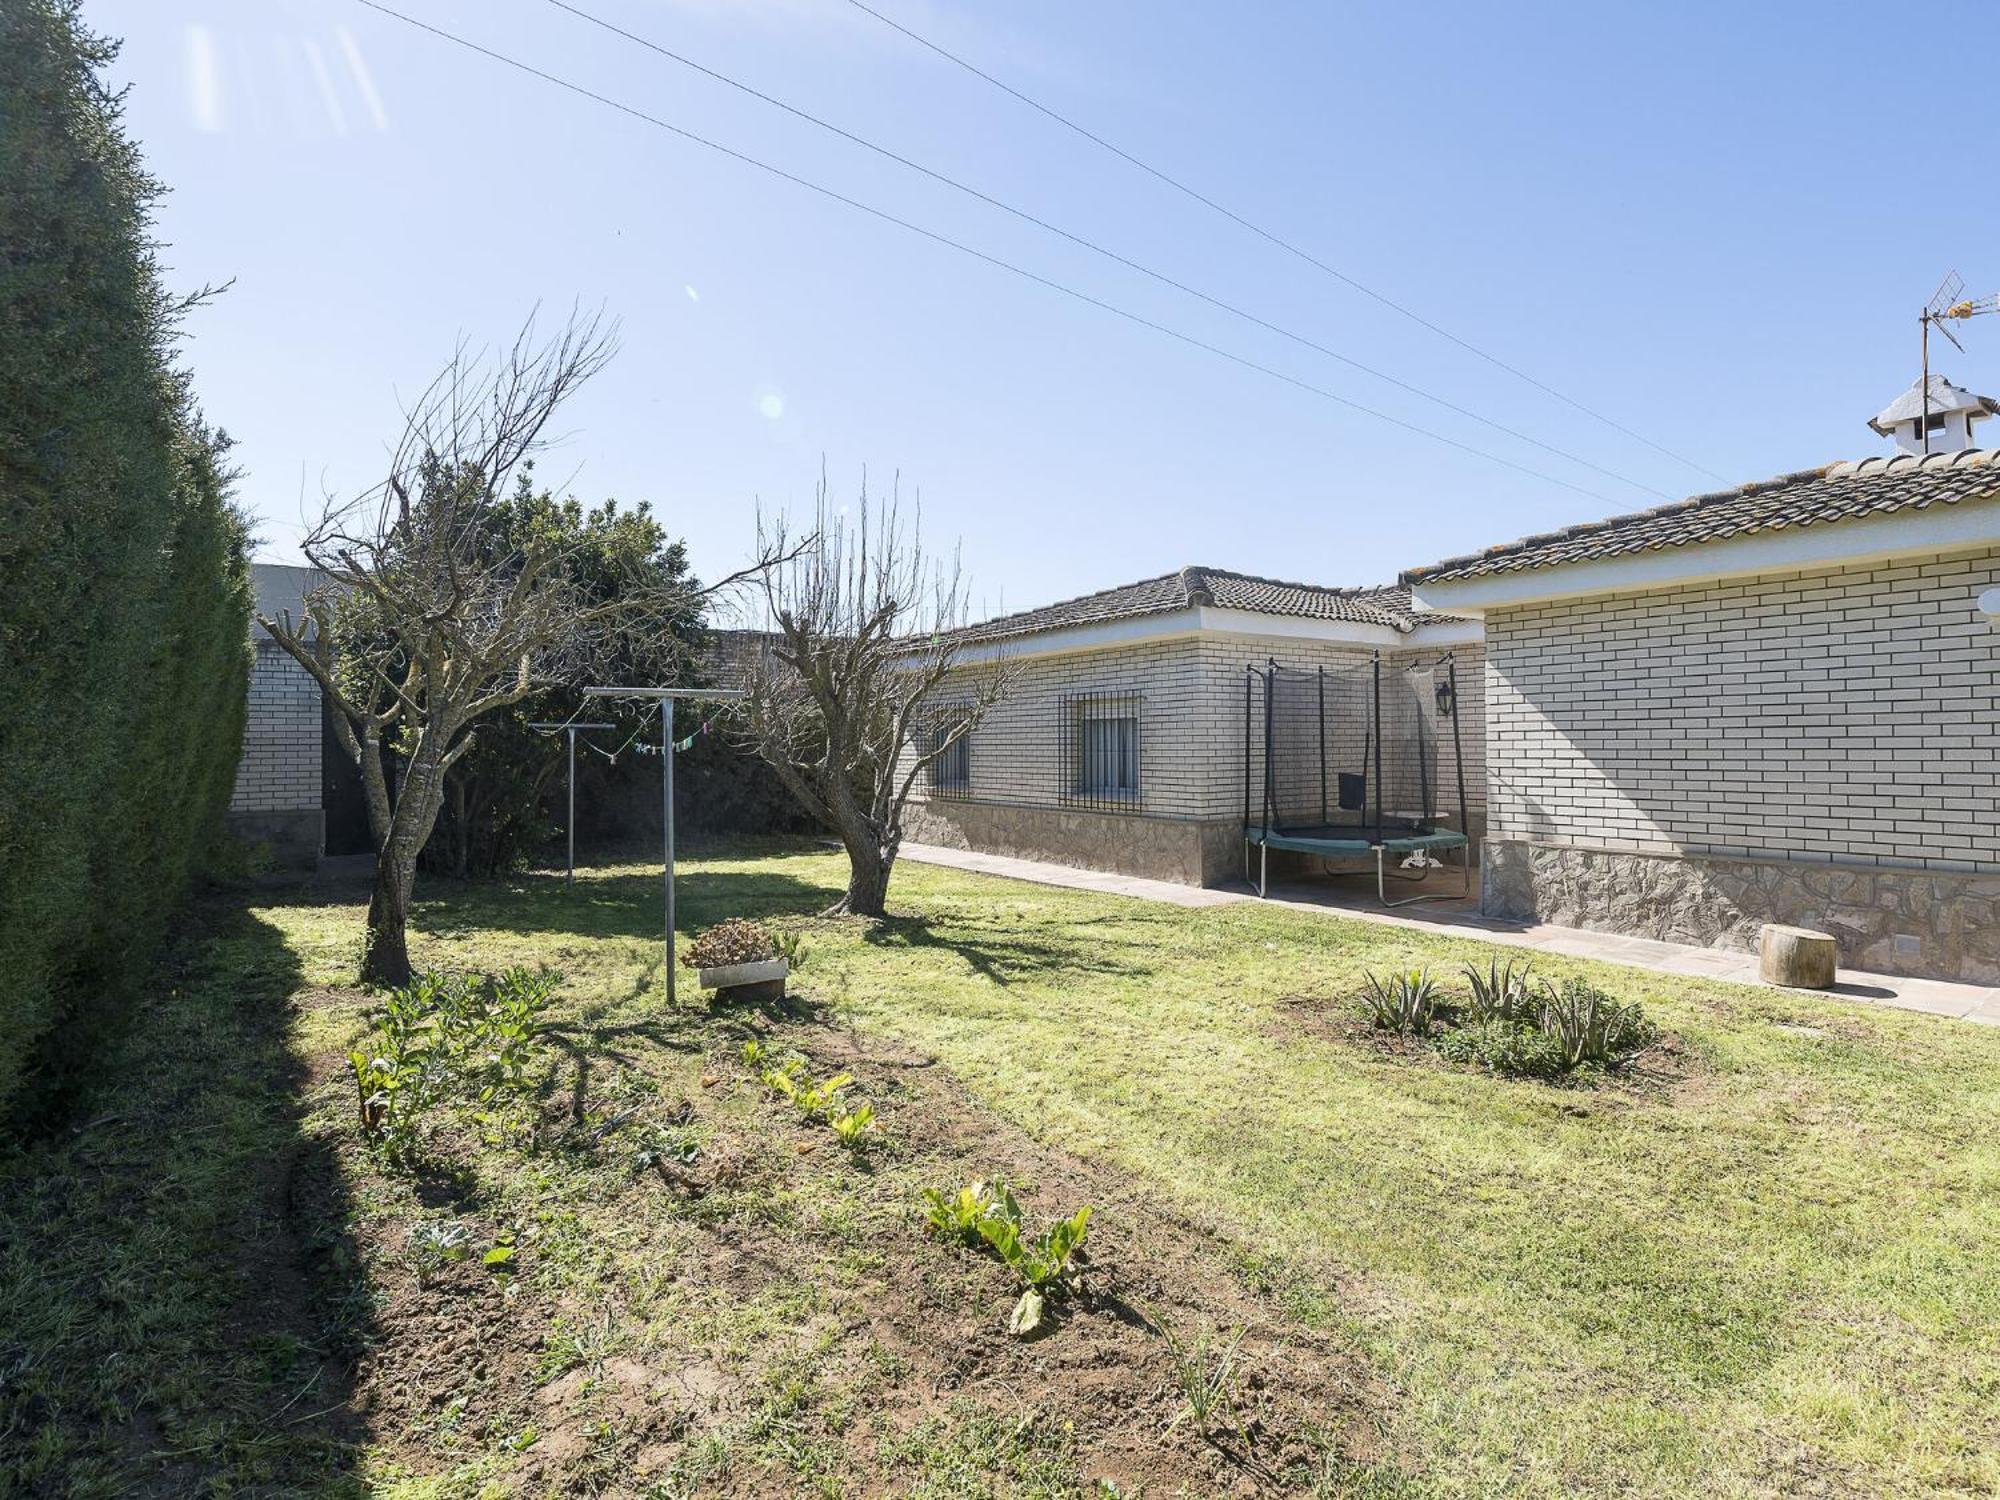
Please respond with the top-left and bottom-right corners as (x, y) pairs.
(697, 956), (789, 1001)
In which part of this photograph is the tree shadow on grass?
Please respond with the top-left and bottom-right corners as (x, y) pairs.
(860, 913), (1160, 989)
(539, 1017), (706, 1126)
(418, 869), (840, 943)
(0, 897), (373, 1495)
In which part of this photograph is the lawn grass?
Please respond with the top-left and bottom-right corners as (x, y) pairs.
(6, 842), (1999, 1496)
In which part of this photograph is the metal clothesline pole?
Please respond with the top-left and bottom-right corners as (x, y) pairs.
(526, 721), (614, 888)
(583, 686), (746, 1003)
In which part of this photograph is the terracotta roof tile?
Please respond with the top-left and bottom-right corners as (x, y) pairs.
(954, 565), (1424, 644)
(1403, 449), (2000, 585)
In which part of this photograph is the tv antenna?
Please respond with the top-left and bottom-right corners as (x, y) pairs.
(1919, 270), (2000, 452)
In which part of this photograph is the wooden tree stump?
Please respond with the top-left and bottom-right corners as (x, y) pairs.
(1759, 925), (1838, 989)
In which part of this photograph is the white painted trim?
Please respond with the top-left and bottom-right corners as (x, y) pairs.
(938, 607), (1482, 666)
(1409, 495), (2000, 614)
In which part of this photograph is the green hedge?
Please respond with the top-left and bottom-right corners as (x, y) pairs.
(0, 1), (251, 1127)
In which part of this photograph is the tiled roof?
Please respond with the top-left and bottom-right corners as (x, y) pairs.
(1404, 448), (2000, 585)
(954, 565), (1425, 644)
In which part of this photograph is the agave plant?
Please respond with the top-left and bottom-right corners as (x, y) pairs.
(1535, 977), (1652, 1067)
(1463, 957), (1537, 1025)
(1360, 968), (1438, 1035)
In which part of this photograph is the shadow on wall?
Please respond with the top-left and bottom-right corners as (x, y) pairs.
(0, 900), (373, 1489)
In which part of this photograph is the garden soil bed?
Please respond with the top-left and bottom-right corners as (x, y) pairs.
(302, 993), (1391, 1495)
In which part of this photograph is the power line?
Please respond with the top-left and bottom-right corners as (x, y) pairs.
(843, 0), (1728, 486)
(352, 0), (1620, 505)
(542, 0), (1668, 500)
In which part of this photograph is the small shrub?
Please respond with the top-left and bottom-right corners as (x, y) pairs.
(1360, 969), (1438, 1035)
(1463, 957), (1537, 1025)
(1535, 977), (1654, 1068)
(683, 919), (777, 970)
(349, 967), (557, 1153)
(774, 931), (811, 969)
(1434, 1018), (1569, 1079)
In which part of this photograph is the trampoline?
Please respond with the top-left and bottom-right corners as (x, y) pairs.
(1242, 654), (1469, 906)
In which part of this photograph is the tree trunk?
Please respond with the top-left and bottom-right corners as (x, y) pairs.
(362, 853), (414, 986)
(827, 830), (892, 917)
(361, 746), (449, 987)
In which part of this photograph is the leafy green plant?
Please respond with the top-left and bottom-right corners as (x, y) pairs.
(740, 1038), (769, 1069)
(1160, 1319), (1248, 1440)
(921, 1179), (1093, 1335)
(763, 1063), (854, 1123)
(1435, 1018), (1569, 1079)
(1360, 968), (1439, 1035)
(1535, 978), (1654, 1068)
(921, 1180), (1006, 1242)
(348, 968), (557, 1153)
(405, 1219), (474, 1285)
(1463, 957), (1537, 1024)
(830, 1102), (875, 1150)
(774, 931), (811, 969)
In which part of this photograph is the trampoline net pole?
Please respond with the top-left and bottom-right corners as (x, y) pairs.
(1371, 654), (1384, 841)
(1242, 666), (1252, 833)
(1448, 655), (1469, 841)
(1317, 665), (1327, 826)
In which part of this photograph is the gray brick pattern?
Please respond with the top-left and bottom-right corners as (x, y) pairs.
(1482, 546), (2000, 871)
(228, 639), (321, 814)
(910, 634), (1487, 832)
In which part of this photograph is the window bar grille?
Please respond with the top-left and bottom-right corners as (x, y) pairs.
(1060, 689), (1142, 812)
(926, 707), (972, 801)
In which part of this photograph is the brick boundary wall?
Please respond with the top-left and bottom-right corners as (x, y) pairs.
(225, 639), (323, 866)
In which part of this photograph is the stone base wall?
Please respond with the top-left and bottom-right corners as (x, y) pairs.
(225, 808), (325, 871)
(1483, 837), (2000, 984)
(905, 801), (1241, 886)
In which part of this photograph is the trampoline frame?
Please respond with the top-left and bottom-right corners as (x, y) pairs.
(1242, 653), (1470, 907)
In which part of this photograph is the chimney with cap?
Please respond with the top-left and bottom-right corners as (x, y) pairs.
(1868, 373), (1999, 455)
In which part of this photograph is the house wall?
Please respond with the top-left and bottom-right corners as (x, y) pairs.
(225, 638), (323, 867)
(904, 631), (1486, 885)
(1480, 544), (2000, 980)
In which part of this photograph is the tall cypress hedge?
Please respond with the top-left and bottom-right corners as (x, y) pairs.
(0, 0), (251, 1127)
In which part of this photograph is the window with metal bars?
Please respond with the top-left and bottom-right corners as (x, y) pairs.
(1061, 691), (1141, 809)
(925, 709), (972, 800)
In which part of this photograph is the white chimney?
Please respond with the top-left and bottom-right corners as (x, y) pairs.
(1869, 374), (1998, 455)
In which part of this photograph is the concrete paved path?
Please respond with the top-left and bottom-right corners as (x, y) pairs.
(900, 842), (2000, 1028)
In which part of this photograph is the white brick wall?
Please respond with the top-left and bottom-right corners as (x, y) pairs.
(228, 640), (321, 814)
(909, 632), (1487, 830)
(1482, 544), (2000, 871)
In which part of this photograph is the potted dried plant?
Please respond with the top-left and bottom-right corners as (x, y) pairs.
(683, 919), (788, 1001)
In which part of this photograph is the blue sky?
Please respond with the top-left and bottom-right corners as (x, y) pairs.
(95, 0), (1999, 620)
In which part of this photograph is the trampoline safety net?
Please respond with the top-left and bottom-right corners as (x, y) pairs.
(1242, 657), (1465, 843)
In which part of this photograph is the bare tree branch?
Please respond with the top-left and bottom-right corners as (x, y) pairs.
(736, 470), (1014, 917)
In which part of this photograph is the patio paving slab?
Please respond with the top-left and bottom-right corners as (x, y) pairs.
(899, 842), (2000, 1027)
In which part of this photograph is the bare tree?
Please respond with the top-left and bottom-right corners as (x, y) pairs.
(740, 474), (1012, 917)
(260, 313), (782, 984)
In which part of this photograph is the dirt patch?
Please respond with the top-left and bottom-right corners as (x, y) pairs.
(326, 996), (1390, 1495)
